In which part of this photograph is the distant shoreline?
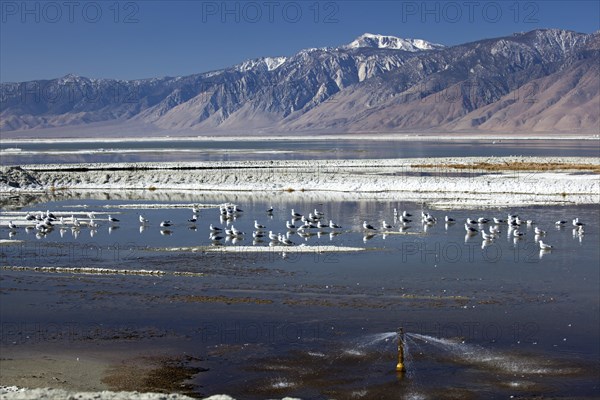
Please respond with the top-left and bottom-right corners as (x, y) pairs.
(2, 133), (599, 145)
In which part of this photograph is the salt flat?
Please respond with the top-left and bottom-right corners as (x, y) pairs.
(1, 156), (598, 208)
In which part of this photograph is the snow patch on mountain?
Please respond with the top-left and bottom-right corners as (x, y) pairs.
(235, 56), (287, 72)
(344, 33), (444, 51)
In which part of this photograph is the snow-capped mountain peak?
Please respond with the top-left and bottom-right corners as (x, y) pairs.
(344, 33), (444, 51)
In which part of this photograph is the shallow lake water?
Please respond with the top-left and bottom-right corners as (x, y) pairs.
(1, 193), (598, 399)
(1, 138), (598, 165)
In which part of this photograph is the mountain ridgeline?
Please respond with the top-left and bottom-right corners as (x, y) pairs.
(1, 29), (598, 135)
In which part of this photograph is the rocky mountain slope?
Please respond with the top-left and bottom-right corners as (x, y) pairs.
(1, 29), (598, 135)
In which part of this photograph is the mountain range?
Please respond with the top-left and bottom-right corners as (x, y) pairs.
(1, 29), (598, 136)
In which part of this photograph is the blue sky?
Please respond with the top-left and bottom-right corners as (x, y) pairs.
(1, 0), (598, 82)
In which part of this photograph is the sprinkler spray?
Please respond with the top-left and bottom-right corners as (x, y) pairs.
(396, 327), (405, 374)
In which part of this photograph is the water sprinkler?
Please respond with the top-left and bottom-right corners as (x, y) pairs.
(396, 327), (405, 373)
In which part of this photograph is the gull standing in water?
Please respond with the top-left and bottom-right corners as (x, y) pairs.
(139, 215), (149, 224)
(572, 218), (585, 227)
(464, 224), (478, 234)
(329, 220), (342, 229)
(481, 230), (495, 240)
(363, 221), (377, 231)
(539, 240), (553, 250)
(382, 221), (393, 230)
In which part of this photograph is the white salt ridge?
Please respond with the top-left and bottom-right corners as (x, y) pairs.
(0, 387), (301, 400)
(155, 245), (367, 253)
(2, 157), (597, 208)
(2, 266), (166, 276)
(104, 203), (221, 209)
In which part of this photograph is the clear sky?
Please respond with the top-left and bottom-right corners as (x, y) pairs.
(1, 0), (598, 82)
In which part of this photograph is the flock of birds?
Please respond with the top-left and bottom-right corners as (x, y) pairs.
(4, 205), (588, 251)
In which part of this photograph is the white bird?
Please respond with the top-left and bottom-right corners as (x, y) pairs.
(188, 216), (198, 223)
(108, 215), (120, 223)
(489, 226), (500, 234)
(493, 217), (505, 224)
(477, 217), (489, 224)
(266, 206), (274, 213)
(515, 217), (523, 225)
(209, 224), (222, 232)
(210, 233), (223, 241)
(280, 235), (293, 246)
(254, 220), (266, 230)
(314, 209), (324, 218)
(555, 220), (567, 226)
(534, 227), (546, 235)
(526, 220), (534, 225)
(160, 220), (172, 227)
(539, 240), (553, 250)
(403, 211), (412, 217)
(268, 231), (278, 241)
(467, 218), (477, 225)
(286, 221), (296, 230)
(382, 221), (392, 230)
(363, 221), (376, 231)
(139, 215), (149, 224)
(513, 229), (525, 237)
(572, 218), (585, 227)
(445, 216), (455, 223)
(231, 226), (244, 236)
(464, 223), (478, 234)
(8, 221), (17, 229)
(481, 231), (495, 240)
(329, 220), (341, 229)
(423, 216), (436, 224)
(192, 206), (200, 214)
(291, 209), (302, 218)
